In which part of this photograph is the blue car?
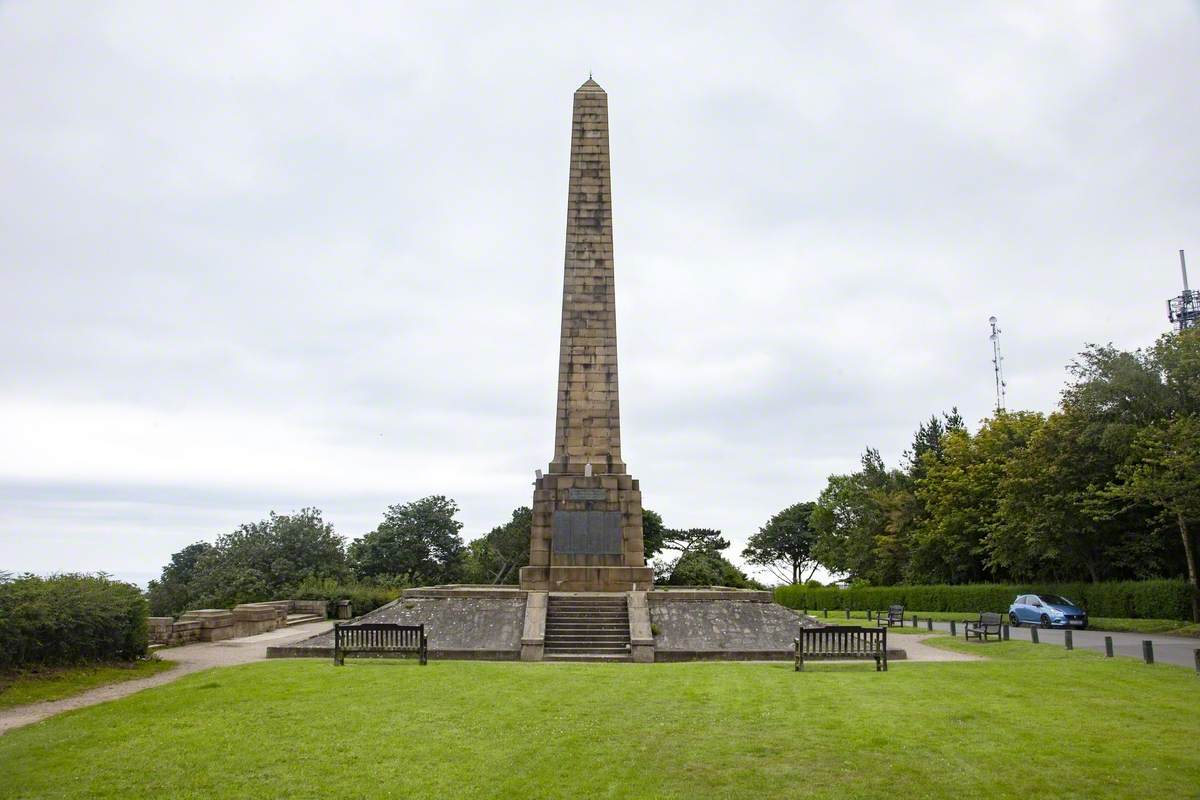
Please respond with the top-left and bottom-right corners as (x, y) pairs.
(1008, 594), (1088, 629)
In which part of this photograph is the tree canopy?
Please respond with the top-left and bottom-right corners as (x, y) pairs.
(349, 496), (465, 584)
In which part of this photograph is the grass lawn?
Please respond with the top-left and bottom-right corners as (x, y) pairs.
(0, 643), (1196, 800)
(0, 659), (174, 710)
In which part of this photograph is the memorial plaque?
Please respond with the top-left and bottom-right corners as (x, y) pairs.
(551, 510), (623, 554)
(568, 487), (607, 502)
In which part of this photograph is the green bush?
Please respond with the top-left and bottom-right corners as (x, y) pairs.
(774, 579), (1194, 620)
(0, 573), (149, 669)
(292, 577), (409, 618)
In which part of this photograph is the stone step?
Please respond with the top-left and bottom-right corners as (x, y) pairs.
(544, 645), (631, 654)
(548, 607), (628, 614)
(546, 632), (630, 641)
(547, 611), (628, 619)
(542, 652), (633, 663)
(285, 614), (325, 627)
(545, 625), (629, 633)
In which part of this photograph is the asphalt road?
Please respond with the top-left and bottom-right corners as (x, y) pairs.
(908, 618), (1200, 669)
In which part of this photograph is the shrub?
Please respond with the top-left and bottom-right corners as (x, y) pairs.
(292, 577), (409, 618)
(774, 579), (1193, 620)
(0, 573), (149, 669)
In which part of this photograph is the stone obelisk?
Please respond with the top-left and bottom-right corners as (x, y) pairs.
(519, 78), (654, 593)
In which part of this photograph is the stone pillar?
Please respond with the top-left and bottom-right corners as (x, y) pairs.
(520, 78), (653, 593)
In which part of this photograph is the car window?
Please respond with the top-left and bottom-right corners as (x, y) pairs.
(1018, 595), (1029, 604)
(1030, 598), (1042, 606)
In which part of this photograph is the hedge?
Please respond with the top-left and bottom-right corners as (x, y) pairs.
(292, 577), (407, 618)
(0, 573), (149, 669)
(774, 579), (1195, 621)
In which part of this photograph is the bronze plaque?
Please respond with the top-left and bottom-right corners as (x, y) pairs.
(551, 510), (622, 554)
(567, 487), (607, 501)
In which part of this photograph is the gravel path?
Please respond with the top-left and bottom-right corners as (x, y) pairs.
(0, 620), (333, 736)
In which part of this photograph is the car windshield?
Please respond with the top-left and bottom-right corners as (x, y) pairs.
(1038, 595), (1074, 606)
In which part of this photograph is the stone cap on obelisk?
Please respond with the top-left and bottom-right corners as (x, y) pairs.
(548, 77), (625, 476)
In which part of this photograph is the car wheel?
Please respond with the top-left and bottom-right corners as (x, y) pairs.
(1040, 614), (1051, 629)
(1009, 612), (1020, 627)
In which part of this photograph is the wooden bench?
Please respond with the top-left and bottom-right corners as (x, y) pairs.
(333, 623), (427, 666)
(963, 612), (1002, 642)
(876, 604), (905, 628)
(795, 626), (888, 672)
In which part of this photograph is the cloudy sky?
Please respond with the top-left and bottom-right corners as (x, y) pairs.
(2, 2), (1197, 586)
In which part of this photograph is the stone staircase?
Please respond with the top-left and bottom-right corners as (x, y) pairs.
(544, 594), (632, 661)
(285, 613), (325, 627)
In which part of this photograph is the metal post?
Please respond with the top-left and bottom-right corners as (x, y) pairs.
(950, 620), (957, 636)
(1030, 627), (1039, 644)
(846, 608), (851, 620)
(823, 608), (828, 618)
(1064, 629), (1073, 650)
(1193, 648), (1199, 674)
(911, 614), (917, 627)
(926, 617), (933, 631)
(1002, 624), (1009, 641)
(1143, 640), (1154, 665)
(1104, 636), (1114, 658)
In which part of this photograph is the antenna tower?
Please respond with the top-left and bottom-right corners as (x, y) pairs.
(1167, 250), (1198, 332)
(989, 316), (1007, 414)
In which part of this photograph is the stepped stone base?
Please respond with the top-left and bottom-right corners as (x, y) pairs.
(267, 584), (826, 663)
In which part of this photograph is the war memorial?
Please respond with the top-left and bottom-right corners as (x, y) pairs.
(269, 78), (817, 663)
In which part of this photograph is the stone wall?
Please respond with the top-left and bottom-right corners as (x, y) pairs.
(148, 599), (323, 645)
(267, 589), (527, 660)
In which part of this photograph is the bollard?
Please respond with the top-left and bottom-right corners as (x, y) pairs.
(846, 609), (851, 620)
(1064, 629), (1073, 650)
(950, 620), (957, 636)
(1030, 627), (1039, 644)
(926, 617), (934, 631)
(1194, 648), (1199, 675)
(867, 610), (873, 622)
(911, 615), (918, 627)
(1105, 636), (1114, 658)
(1142, 640), (1154, 665)
(823, 608), (828, 618)
(1002, 624), (1010, 641)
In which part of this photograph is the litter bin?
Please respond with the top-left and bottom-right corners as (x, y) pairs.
(336, 600), (352, 620)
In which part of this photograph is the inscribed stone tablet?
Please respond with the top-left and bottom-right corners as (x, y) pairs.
(551, 510), (622, 555)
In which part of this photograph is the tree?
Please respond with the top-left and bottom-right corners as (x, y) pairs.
(909, 412), (1044, 584)
(349, 496), (465, 585)
(742, 502), (818, 584)
(641, 508), (666, 562)
(664, 550), (758, 588)
(810, 449), (906, 585)
(147, 542), (215, 616)
(146, 508), (349, 615)
(462, 507), (531, 585)
(1111, 415), (1200, 621)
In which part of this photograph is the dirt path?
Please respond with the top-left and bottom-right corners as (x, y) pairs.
(0, 620), (333, 735)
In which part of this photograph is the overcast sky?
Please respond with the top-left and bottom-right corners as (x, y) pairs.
(2, 2), (1197, 586)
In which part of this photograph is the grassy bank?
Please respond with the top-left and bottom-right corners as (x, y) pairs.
(0, 659), (174, 710)
(805, 609), (1200, 637)
(0, 643), (1196, 798)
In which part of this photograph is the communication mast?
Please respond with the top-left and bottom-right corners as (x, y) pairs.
(989, 316), (1007, 414)
(1167, 250), (1198, 332)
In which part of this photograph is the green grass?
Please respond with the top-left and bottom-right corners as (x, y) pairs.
(0, 659), (174, 710)
(0, 644), (1197, 799)
(808, 609), (1200, 637)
